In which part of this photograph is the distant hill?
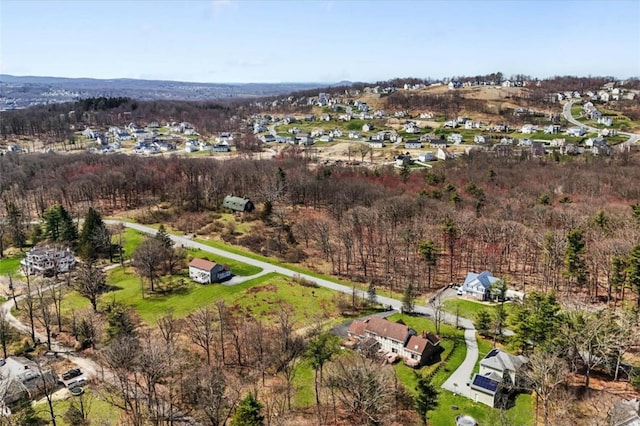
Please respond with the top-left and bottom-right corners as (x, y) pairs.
(0, 74), (333, 110)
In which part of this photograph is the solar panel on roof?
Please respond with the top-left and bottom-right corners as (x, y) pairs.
(472, 375), (499, 392)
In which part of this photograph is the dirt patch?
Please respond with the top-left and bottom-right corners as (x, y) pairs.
(246, 284), (278, 294)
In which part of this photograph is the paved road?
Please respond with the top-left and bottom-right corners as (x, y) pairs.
(562, 100), (640, 148)
(108, 220), (481, 397)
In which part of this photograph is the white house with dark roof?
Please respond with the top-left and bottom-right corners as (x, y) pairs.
(21, 245), (76, 275)
(470, 348), (528, 408)
(460, 271), (501, 300)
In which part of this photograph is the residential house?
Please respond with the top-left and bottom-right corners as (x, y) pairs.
(0, 357), (58, 406)
(598, 116), (613, 127)
(531, 142), (546, 157)
(444, 120), (458, 128)
(447, 133), (463, 144)
(560, 143), (579, 155)
(437, 147), (454, 160)
(320, 113), (331, 121)
(544, 125), (561, 134)
(428, 138), (448, 148)
(347, 317), (441, 367)
(21, 245), (76, 275)
(460, 271), (501, 300)
(261, 134), (276, 143)
(417, 152), (435, 162)
(223, 195), (255, 213)
(348, 131), (362, 139)
(566, 126), (587, 137)
(369, 140), (385, 149)
(474, 135), (487, 144)
(189, 258), (231, 284)
(213, 143), (231, 152)
(395, 154), (413, 167)
(405, 140), (423, 149)
(362, 123), (374, 132)
(404, 122), (420, 134)
(520, 124), (537, 134)
(184, 140), (199, 153)
(318, 135), (333, 142)
(470, 348), (528, 408)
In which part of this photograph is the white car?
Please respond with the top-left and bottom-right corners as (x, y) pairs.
(456, 287), (464, 296)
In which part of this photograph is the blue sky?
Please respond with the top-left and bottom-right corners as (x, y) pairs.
(1, 0), (639, 83)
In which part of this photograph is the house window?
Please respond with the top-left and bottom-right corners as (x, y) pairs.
(392, 348), (397, 353)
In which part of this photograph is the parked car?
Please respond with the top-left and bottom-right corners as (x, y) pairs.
(62, 368), (82, 381)
(456, 287), (464, 296)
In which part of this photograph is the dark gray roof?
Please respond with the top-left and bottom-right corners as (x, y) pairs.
(223, 196), (254, 212)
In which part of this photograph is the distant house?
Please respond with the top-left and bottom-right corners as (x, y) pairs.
(223, 195), (255, 213)
(417, 152), (435, 162)
(21, 245), (76, 275)
(261, 134), (276, 143)
(530, 142), (545, 157)
(369, 141), (385, 149)
(520, 124), (536, 134)
(347, 317), (441, 368)
(189, 258), (231, 284)
(566, 126), (587, 137)
(474, 135), (486, 144)
(405, 140), (423, 149)
(447, 133), (463, 144)
(362, 123), (374, 132)
(470, 348), (528, 408)
(437, 147), (454, 160)
(460, 271), (501, 300)
(213, 144), (231, 152)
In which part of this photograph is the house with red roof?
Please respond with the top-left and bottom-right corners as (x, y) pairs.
(189, 258), (231, 284)
(347, 317), (441, 367)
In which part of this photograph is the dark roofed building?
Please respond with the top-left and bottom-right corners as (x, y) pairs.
(189, 258), (232, 284)
(223, 195), (255, 213)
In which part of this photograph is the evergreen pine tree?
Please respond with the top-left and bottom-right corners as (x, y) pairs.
(232, 392), (264, 426)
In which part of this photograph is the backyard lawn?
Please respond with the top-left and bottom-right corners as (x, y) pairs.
(0, 253), (24, 275)
(62, 269), (342, 325)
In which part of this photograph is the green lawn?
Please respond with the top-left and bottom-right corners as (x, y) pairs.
(63, 269), (343, 325)
(34, 390), (120, 425)
(0, 253), (24, 275)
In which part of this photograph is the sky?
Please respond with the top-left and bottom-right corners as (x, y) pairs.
(1, 0), (639, 83)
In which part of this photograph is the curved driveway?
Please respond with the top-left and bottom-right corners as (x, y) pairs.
(107, 220), (478, 396)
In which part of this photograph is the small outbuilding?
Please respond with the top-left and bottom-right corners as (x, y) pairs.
(223, 195), (255, 213)
(189, 258), (232, 284)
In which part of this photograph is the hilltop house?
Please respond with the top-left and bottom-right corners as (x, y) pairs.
(470, 349), (528, 408)
(189, 258), (232, 284)
(223, 195), (255, 213)
(20, 245), (76, 276)
(347, 317), (441, 367)
(460, 271), (501, 300)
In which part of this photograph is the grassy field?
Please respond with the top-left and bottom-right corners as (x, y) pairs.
(35, 390), (121, 425)
(62, 269), (343, 324)
(443, 298), (515, 319)
(0, 253), (24, 275)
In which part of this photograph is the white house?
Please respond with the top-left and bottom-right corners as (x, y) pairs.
(470, 348), (528, 408)
(474, 135), (486, 144)
(447, 133), (463, 144)
(189, 258), (231, 284)
(405, 140), (423, 149)
(566, 126), (587, 137)
(520, 124), (536, 134)
(21, 246), (76, 275)
(437, 147), (454, 160)
(460, 271), (501, 300)
(418, 152), (435, 162)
